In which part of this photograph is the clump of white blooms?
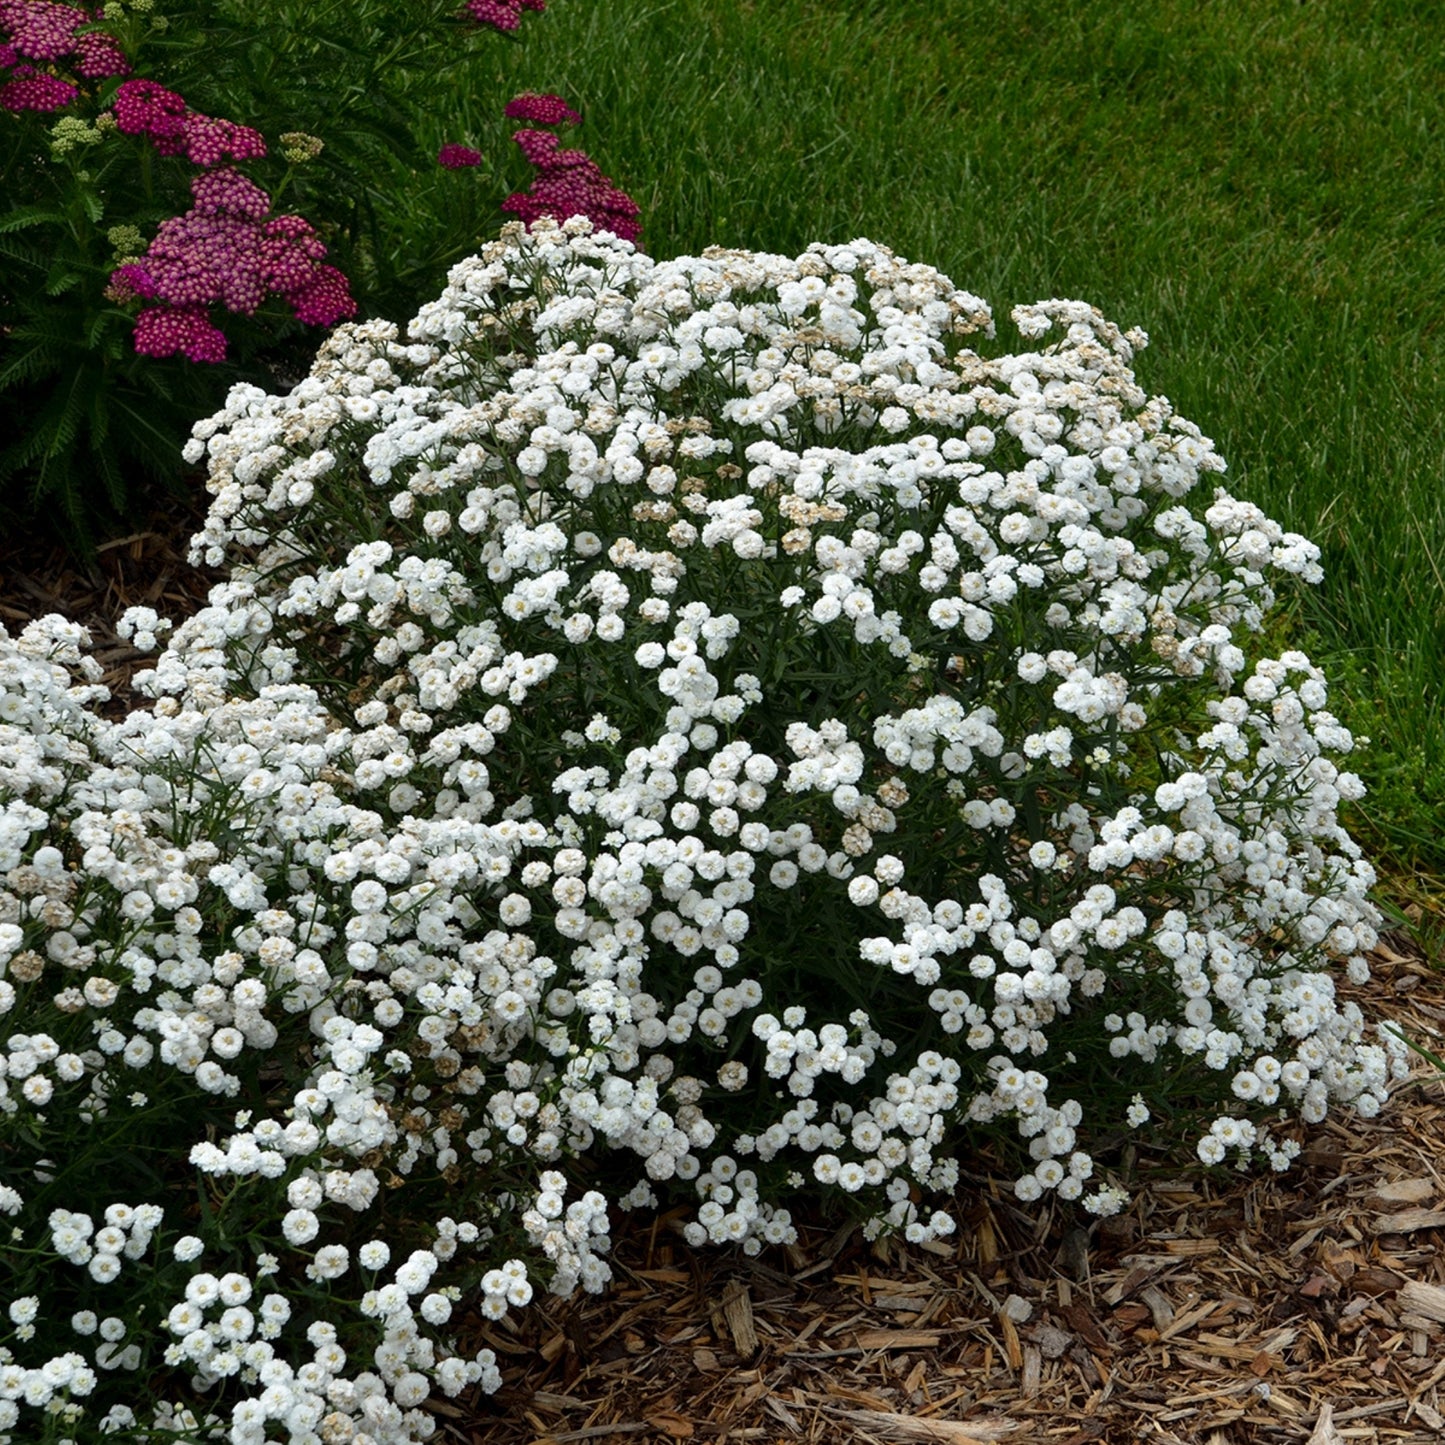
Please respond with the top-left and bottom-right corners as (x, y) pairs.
(0, 218), (1404, 1443)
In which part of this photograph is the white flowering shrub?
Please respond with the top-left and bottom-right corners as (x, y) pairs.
(0, 219), (1404, 1443)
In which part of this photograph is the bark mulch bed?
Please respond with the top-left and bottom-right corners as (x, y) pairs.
(4, 514), (1444, 1445)
(0, 494), (221, 719)
(450, 944), (1445, 1445)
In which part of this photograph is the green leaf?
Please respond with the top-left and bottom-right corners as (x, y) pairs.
(0, 343), (61, 391)
(0, 232), (50, 275)
(86, 308), (116, 348)
(22, 368), (87, 470)
(0, 206), (65, 234)
(1386, 1024), (1445, 1075)
(107, 390), (190, 474)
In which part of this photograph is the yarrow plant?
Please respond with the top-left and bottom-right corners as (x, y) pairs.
(0, 0), (130, 111)
(2, 0), (352, 540)
(442, 92), (641, 244)
(459, 0), (543, 32)
(0, 220), (1403, 1441)
(0, 0), (638, 551)
(107, 152), (356, 362)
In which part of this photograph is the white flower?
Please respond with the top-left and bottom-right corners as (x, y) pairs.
(184, 1273), (220, 1306)
(282, 1209), (320, 1245)
(218, 1306), (254, 1341)
(847, 875), (879, 907)
(1196, 1136), (1227, 1165)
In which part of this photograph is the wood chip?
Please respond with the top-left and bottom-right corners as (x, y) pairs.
(1371, 1208), (1445, 1233)
(1020, 1343), (1041, 1398)
(1397, 1280), (1445, 1323)
(1162, 1238), (1221, 1257)
(1025, 1324), (1072, 1359)
(1305, 1403), (1345, 1444)
(530, 1390), (587, 1411)
(537, 1426), (651, 1442)
(1413, 1399), (1445, 1430)
(1367, 1178), (1437, 1207)
(1102, 1262), (1164, 1305)
(642, 1408), (695, 1438)
(1159, 1297), (1220, 1341)
(998, 1310), (1023, 1371)
(1138, 1284), (1176, 1331)
(1058, 1302), (1111, 1353)
(710, 1280), (758, 1357)
(855, 1330), (945, 1350)
(764, 1395), (804, 1435)
(816, 1409), (1017, 1443)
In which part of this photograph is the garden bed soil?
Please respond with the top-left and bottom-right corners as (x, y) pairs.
(4, 515), (1444, 1445)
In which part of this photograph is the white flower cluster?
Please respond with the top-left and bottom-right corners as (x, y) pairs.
(0, 219), (1403, 1443)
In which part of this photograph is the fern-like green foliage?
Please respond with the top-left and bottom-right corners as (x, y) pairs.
(2, 327), (194, 549)
(0, 196), (251, 554)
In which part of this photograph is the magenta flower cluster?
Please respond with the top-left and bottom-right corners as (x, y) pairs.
(441, 92), (641, 245)
(437, 142), (482, 170)
(5, 0), (630, 373)
(72, 74), (356, 362)
(111, 162), (356, 362)
(461, 0), (544, 34)
(1, 2), (354, 366)
(112, 78), (267, 167)
(504, 126), (641, 245)
(0, 60), (71, 110)
(0, 0), (128, 112)
(503, 90), (580, 126)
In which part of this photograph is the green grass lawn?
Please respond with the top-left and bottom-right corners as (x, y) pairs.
(440, 0), (1443, 938)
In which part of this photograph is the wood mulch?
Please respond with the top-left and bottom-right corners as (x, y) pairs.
(448, 941), (1445, 1445)
(0, 492), (221, 719)
(4, 510), (1445, 1445)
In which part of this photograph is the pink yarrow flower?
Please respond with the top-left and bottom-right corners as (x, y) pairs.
(133, 305), (227, 363)
(0, 64), (75, 110)
(191, 166), (271, 221)
(0, 0), (106, 61)
(112, 167), (356, 361)
(0, 0), (77, 61)
(437, 142), (483, 170)
(0, 0), (128, 109)
(112, 79), (265, 167)
(503, 91), (580, 126)
(181, 112), (268, 167)
(503, 128), (641, 244)
(111, 78), (189, 152)
(71, 23), (127, 77)
(460, 0), (543, 33)
(288, 265), (354, 327)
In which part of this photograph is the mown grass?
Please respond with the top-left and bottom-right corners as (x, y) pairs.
(281, 0), (1445, 930)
